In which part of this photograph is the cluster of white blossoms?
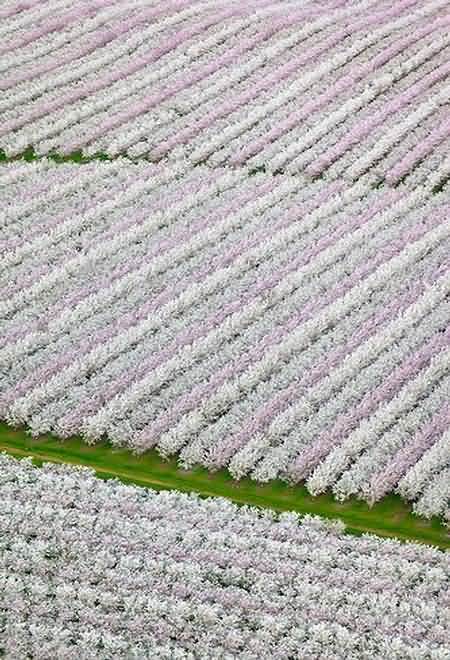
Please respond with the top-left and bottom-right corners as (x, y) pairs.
(0, 0), (450, 188)
(1, 3), (449, 657)
(1, 159), (449, 518)
(1, 454), (449, 659)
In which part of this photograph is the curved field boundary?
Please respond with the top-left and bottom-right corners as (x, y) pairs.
(1, 0), (450, 190)
(1, 423), (448, 550)
(1, 148), (449, 196)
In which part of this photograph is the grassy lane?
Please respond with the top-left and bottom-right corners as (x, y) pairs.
(2, 156), (447, 548)
(0, 147), (113, 164)
(1, 423), (448, 549)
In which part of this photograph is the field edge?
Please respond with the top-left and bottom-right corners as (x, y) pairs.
(0, 422), (448, 550)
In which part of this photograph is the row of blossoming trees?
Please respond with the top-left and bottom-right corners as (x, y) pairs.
(1, 454), (449, 659)
(1, 0), (450, 656)
(1, 160), (449, 519)
(1, 0), (450, 192)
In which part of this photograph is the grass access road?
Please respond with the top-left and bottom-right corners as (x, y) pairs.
(0, 423), (448, 550)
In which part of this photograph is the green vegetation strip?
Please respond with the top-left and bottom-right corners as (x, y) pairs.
(0, 148), (447, 546)
(0, 146), (114, 164)
(0, 423), (448, 549)
(3, 148), (447, 192)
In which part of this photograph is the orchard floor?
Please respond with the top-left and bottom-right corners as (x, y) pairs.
(1, 149), (448, 551)
(1, 422), (448, 550)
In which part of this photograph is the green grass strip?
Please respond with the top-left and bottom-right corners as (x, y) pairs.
(1, 423), (448, 550)
(0, 146), (114, 164)
(0, 148), (447, 548)
(3, 148), (447, 191)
